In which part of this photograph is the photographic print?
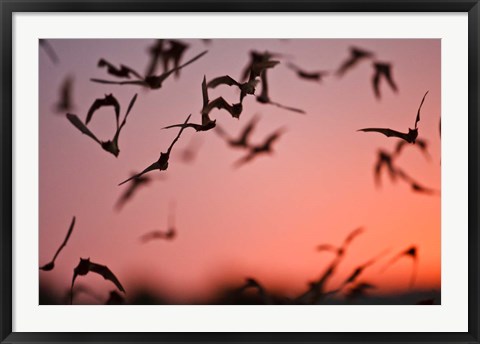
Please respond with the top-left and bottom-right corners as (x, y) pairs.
(39, 38), (441, 305)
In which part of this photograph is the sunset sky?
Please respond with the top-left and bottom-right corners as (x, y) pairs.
(39, 39), (441, 304)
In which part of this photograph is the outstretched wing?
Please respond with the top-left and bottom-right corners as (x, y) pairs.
(67, 113), (101, 145)
(415, 91), (429, 129)
(118, 161), (160, 186)
(166, 114), (191, 155)
(343, 227), (364, 248)
(158, 50), (208, 81)
(52, 216), (75, 262)
(269, 101), (306, 114)
(207, 75), (240, 89)
(86, 96), (120, 125)
(89, 262), (126, 293)
(358, 127), (409, 141)
(90, 78), (147, 86)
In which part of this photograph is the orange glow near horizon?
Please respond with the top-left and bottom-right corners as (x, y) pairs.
(39, 39), (440, 305)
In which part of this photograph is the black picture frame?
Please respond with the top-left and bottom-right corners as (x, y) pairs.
(1, 1), (479, 343)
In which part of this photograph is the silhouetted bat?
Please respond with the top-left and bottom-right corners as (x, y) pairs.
(358, 91), (429, 144)
(164, 40), (190, 78)
(39, 39), (59, 64)
(139, 202), (177, 243)
(203, 97), (243, 119)
(115, 174), (166, 210)
(372, 62), (398, 99)
(98, 58), (142, 79)
(341, 249), (389, 286)
(215, 115), (259, 149)
(207, 75), (258, 102)
(286, 62), (329, 82)
(91, 50), (207, 90)
(106, 290), (125, 305)
(86, 94), (120, 128)
(234, 127), (286, 167)
(40, 216), (75, 271)
(71, 258), (125, 304)
(396, 168), (439, 195)
(336, 46), (374, 77)
(67, 93), (137, 157)
(345, 282), (376, 301)
(119, 115), (191, 185)
(382, 245), (418, 288)
(373, 150), (397, 187)
(240, 50), (282, 82)
(54, 76), (74, 113)
(237, 277), (272, 305)
(145, 39), (165, 77)
(317, 227), (364, 257)
(256, 69), (305, 114)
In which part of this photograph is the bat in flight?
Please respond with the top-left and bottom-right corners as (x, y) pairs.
(163, 39), (190, 78)
(394, 138), (431, 161)
(39, 39), (60, 65)
(163, 76), (216, 132)
(286, 62), (329, 82)
(373, 150), (398, 187)
(97, 58), (142, 79)
(341, 248), (389, 287)
(119, 114), (191, 185)
(336, 46), (375, 77)
(215, 114), (260, 149)
(86, 94), (121, 128)
(256, 69), (305, 114)
(233, 127), (286, 168)
(396, 168), (439, 195)
(372, 61), (398, 99)
(145, 39), (166, 77)
(54, 75), (74, 113)
(139, 202), (177, 243)
(207, 75), (259, 102)
(71, 258), (125, 304)
(40, 216), (76, 271)
(240, 50), (282, 83)
(91, 50), (207, 90)
(67, 93), (137, 157)
(115, 173), (166, 210)
(358, 91), (429, 144)
(316, 227), (365, 257)
(382, 245), (418, 289)
(236, 277), (272, 305)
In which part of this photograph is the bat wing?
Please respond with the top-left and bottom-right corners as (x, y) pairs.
(415, 91), (429, 129)
(67, 113), (101, 145)
(166, 114), (191, 155)
(207, 75), (239, 89)
(202, 75), (209, 109)
(270, 101), (305, 114)
(90, 78), (146, 86)
(159, 50), (208, 81)
(358, 127), (409, 141)
(316, 244), (338, 253)
(343, 227), (364, 247)
(86, 98), (109, 125)
(51, 216), (76, 263)
(89, 262), (126, 293)
(372, 69), (381, 99)
(118, 162), (160, 186)
(120, 64), (142, 79)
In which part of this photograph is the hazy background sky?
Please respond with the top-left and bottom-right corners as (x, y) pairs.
(39, 39), (440, 304)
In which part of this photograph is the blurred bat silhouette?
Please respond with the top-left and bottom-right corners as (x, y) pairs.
(140, 202), (177, 243)
(373, 150), (398, 187)
(164, 40), (190, 78)
(316, 227), (364, 257)
(215, 115), (260, 149)
(179, 136), (203, 163)
(207, 75), (259, 102)
(71, 258), (125, 304)
(382, 245), (418, 289)
(145, 39), (166, 77)
(86, 94), (120, 128)
(163, 76), (216, 132)
(39, 39), (59, 64)
(286, 62), (329, 82)
(240, 50), (281, 82)
(336, 46), (374, 77)
(358, 91), (429, 144)
(54, 76), (74, 113)
(394, 138), (431, 161)
(91, 50), (207, 90)
(119, 114), (191, 185)
(233, 127), (286, 167)
(396, 168), (439, 195)
(40, 216), (75, 271)
(98, 58), (142, 79)
(341, 249), (389, 287)
(237, 277), (272, 305)
(345, 282), (376, 301)
(67, 93), (137, 157)
(203, 97), (243, 119)
(256, 69), (305, 114)
(372, 62), (398, 99)
(115, 174), (166, 210)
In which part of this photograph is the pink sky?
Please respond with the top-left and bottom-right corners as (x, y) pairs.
(39, 39), (441, 304)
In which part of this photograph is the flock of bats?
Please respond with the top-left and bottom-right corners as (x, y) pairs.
(39, 39), (439, 305)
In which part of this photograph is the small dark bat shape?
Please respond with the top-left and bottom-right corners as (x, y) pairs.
(358, 91), (429, 144)
(119, 114), (191, 185)
(40, 216), (76, 271)
(54, 76), (74, 113)
(234, 127), (286, 167)
(140, 203), (177, 243)
(98, 58), (142, 79)
(287, 62), (329, 82)
(372, 61), (398, 99)
(91, 50), (207, 90)
(382, 245), (418, 288)
(215, 115), (259, 149)
(207, 75), (258, 102)
(39, 39), (60, 64)
(317, 227), (364, 256)
(336, 46), (374, 77)
(71, 258), (125, 304)
(86, 94), (121, 128)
